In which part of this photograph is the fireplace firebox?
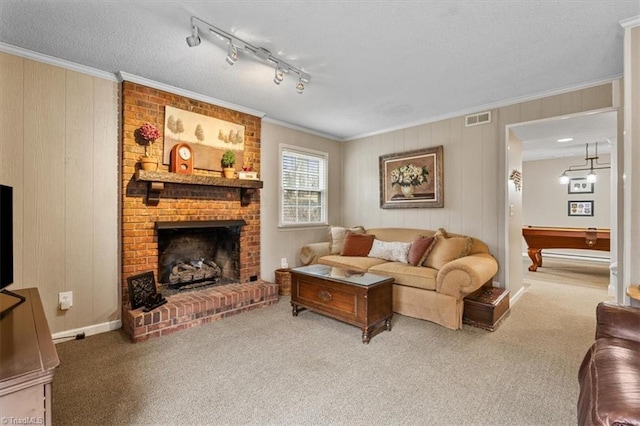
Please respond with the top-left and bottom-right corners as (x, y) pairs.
(156, 220), (246, 295)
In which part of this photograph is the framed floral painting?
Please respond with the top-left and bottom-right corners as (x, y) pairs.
(379, 146), (444, 208)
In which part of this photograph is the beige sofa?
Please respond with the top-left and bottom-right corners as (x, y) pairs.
(299, 228), (499, 330)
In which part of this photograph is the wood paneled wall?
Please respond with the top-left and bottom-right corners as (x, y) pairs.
(624, 24), (640, 303)
(343, 82), (617, 293)
(0, 52), (119, 333)
(259, 122), (343, 281)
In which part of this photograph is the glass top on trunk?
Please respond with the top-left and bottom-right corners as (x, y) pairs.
(291, 264), (392, 287)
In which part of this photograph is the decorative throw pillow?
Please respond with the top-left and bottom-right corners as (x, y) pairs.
(422, 235), (472, 270)
(368, 239), (411, 263)
(341, 232), (375, 257)
(329, 225), (365, 254)
(407, 235), (436, 266)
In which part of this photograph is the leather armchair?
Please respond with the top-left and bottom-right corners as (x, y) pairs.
(577, 302), (640, 426)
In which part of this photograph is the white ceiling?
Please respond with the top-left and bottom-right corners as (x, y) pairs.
(0, 1), (637, 141)
(513, 111), (617, 162)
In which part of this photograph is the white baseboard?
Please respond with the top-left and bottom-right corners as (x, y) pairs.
(509, 285), (527, 306)
(52, 319), (121, 343)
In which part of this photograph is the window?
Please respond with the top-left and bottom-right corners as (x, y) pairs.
(280, 145), (328, 226)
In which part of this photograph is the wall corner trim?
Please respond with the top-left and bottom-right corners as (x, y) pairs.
(619, 15), (640, 29)
(0, 42), (119, 82)
(262, 116), (341, 141)
(117, 71), (266, 119)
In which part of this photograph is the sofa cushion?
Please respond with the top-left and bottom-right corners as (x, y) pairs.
(318, 255), (388, 272)
(422, 235), (472, 270)
(341, 232), (375, 256)
(329, 225), (365, 254)
(365, 228), (435, 243)
(368, 239), (411, 263)
(407, 235), (436, 266)
(369, 262), (437, 290)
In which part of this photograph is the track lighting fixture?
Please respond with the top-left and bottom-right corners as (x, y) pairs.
(186, 25), (201, 47)
(226, 43), (238, 65)
(558, 142), (611, 184)
(273, 66), (285, 85)
(186, 16), (311, 93)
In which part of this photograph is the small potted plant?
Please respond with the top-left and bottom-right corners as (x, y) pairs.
(136, 122), (161, 171)
(221, 149), (236, 178)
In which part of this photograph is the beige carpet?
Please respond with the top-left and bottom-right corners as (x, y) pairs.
(52, 259), (611, 425)
(523, 256), (610, 289)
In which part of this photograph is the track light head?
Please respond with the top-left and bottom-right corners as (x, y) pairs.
(559, 173), (570, 185)
(226, 43), (238, 65)
(273, 66), (285, 85)
(295, 80), (305, 94)
(186, 25), (201, 47)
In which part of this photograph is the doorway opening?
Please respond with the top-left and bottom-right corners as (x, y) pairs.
(505, 109), (620, 304)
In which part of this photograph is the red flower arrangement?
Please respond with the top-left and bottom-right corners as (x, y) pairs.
(137, 123), (161, 158)
(138, 123), (160, 142)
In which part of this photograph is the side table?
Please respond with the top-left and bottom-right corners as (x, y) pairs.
(463, 286), (510, 331)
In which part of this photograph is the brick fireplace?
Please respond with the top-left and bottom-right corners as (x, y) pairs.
(120, 81), (278, 342)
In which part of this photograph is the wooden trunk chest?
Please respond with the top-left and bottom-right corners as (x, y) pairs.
(463, 286), (510, 331)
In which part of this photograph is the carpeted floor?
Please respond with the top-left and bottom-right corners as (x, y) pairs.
(52, 258), (611, 425)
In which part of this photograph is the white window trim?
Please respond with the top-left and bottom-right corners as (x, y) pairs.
(278, 144), (329, 229)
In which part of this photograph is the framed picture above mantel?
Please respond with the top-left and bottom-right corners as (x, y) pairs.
(162, 106), (245, 172)
(379, 146), (444, 209)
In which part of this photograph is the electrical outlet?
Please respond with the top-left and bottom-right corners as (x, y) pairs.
(59, 291), (73, 310)
(281, 257), (289, 268)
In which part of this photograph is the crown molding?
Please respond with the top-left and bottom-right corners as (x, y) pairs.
(116, 72), (265, 118)
(0, 42), (118, 82)
(344, 76), (622, 141)
(619, 15), (640, 29)
(262, 116), (340, 141)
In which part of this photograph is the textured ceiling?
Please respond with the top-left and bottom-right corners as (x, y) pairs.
(0, 1), (637, 141)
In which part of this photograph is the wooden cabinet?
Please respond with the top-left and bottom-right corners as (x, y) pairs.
(463, 286), (510, 331)
(0, 288), (59, 424)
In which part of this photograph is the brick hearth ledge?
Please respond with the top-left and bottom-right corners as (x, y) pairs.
(123, 281), (279, 342)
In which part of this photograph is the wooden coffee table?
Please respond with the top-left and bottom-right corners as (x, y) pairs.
(290, 265), (393, 344)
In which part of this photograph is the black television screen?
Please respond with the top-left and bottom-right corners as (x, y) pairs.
(0, 184), (24, 317)
(0, 184), (13, 289)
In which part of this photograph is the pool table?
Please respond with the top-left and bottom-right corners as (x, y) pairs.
(522, 226), (610, 272)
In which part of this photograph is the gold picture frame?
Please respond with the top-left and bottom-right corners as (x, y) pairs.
(379, 146), (444, 209)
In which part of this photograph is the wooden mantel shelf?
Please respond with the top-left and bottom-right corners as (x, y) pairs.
(135, 170), (263, 205)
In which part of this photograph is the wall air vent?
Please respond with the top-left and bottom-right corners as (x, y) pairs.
(465, 111), (492, 127)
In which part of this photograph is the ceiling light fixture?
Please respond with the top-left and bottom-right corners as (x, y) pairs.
(186, 25), (201, 47)
(558, 142), (611, 184)
(226, 43), (238, 65)
(273, 66), (285, 85)
(557, 137), (573, 143)
(186, 16), (311, 93)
